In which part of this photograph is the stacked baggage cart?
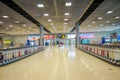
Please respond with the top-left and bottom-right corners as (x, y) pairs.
(0, 46), (44, 66)
(79, 44), (120, 65)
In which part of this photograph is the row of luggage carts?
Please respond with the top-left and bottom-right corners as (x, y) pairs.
(0, 46), (44, 66)
(79, 44), (120, 65)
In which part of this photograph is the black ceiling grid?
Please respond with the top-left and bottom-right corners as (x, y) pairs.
(70, 0), (104, 32)
(0, 0), (51, 33)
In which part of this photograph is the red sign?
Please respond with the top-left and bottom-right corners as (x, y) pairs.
(44, 35), (54, 39)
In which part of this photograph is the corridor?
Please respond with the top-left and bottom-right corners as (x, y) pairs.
(0, 45), (120, 80)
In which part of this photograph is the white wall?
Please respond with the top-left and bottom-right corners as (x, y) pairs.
(12, 35), (28, 46)
(89, 32), (110, 44)
(3, 35), (28, 46)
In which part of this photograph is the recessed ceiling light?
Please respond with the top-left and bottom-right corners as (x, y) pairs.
(100, 24), (103, 26)
(92, 21), (95, 23)
(37, 4), (44, 8)
(88, 25), (90, 26)
(0, 21), (3, 24)
(15, 21), (20, 23)
(65, 13), (70, 15)
(98, 17), (102, 20)
(2, 15), (9, 18)
(65, 2), (72, 6)
(23, 24), (27, 26)
(17, 27), (20, 29)
(112, 24), (115, 26)
(52, 26), (55, 27)
(50, 23), (54, 25)
(2, 30), (5, 32)
(64, 23), (67, 25)
(9, 25), (13, 27)
(44, 14), (49, 16)
(29, 27), (32, 29)
(5, 28), (8, 29)
(115, 16), (120, 19)
(107, 11), (113, 14)
(48, 19), (52, 22)
(64, 19), (68, 21)
(106, 21), (110, 23)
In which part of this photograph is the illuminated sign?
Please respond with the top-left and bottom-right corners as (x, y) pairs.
(44, 35), (54, 39)
(68, 34), (76, 39)
(79, 33), (94, 39)
(28, 36), (40, 40)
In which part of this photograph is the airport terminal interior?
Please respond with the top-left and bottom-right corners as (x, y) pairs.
(0, 0), (120, 80)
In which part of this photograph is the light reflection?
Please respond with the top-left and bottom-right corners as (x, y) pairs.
(90, 68), (93, 71)
(44, 47), (53, 57)
(68, 50), (76, 58)
(86, 65), (89, 68)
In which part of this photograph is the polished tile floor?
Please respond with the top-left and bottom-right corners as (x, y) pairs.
(0, 45), (120, 80)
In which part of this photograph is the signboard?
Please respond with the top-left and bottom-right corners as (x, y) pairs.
(118, 35), (120, 41)
(44, 35), (54, 39)
(28, 35), (40, 41)
(79, 33), (94, 39)
(67, 34), (76, 39)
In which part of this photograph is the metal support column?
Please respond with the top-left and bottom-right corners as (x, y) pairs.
(39, 25), (44, 46)
(75, 22), (80, 48)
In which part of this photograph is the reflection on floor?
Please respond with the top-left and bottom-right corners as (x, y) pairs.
(0, 45), (120, 80)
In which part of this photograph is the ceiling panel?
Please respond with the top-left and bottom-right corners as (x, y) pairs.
(80, 0), (120, 32)
(0, 0), (120, 35)
(14, 0), (91, 33)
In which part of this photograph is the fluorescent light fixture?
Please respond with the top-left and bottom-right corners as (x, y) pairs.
(106, 21), (110, 23)
(50, 23), (54, 25)
(37, 4), (44, 8)
(0, 21), (3, 24)
(2, 15), (9, 18)
(115, 16), (120, 19)
(44, 13), (49, 16)
(98, 17), (102, 20)
(107, 11), (113, 14)
(65, 2), (72, 6)
(65, 13), (70, 15)
(64, 19), (68, 21)
(92, 21), (95, 23)
(9, 25), (13, 27)
(64, 23), (67, 25)
(23, 24), (27, 26)
(48, 19), (52, 22)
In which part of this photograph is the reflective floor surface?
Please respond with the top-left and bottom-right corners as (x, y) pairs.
(0, 45), (120, 80)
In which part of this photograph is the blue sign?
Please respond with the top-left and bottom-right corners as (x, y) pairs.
(118, 35), (120, 41)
